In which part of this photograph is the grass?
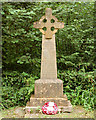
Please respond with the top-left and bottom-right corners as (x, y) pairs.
(1, 105), (95, 119)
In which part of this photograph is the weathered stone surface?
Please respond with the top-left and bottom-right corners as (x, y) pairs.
(33, 8), (64, 39)
(25, 105), (72, 114)
(14, 107), (25, 117)
(25, 96), (72, 114)
(35, 79), (63, 98)
(26, 97), (70, 107)
(41, 34), (57, 79)
(25, 8), (72, 114)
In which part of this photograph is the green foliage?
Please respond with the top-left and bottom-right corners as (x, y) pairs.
(2, 2), (95, 110)
(1, 71), (37, 109)
(58, 70), (95, 110)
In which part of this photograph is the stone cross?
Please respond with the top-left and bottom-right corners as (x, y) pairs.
(25, 8), (72, 115)
(33, 8), (64, 79)
(34, 8), (64, 39)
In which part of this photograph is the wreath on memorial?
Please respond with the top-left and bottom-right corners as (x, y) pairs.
(42, 102), (58, 115)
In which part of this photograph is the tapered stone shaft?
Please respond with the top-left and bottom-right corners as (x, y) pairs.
(41, 34), (57, 79)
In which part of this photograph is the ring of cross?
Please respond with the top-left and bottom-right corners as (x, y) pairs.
(33, 8), (64, 39)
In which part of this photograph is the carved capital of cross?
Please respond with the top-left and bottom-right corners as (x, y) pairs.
(33, 8), (64, 39)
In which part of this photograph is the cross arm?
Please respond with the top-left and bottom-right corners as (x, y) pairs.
(33, 21), (45, 29)
(54, 22), (64, 29)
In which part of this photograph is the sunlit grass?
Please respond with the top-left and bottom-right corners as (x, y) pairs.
(1, 106), (95, 119)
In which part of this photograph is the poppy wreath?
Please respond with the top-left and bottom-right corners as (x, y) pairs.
(42, 102), (58, 115)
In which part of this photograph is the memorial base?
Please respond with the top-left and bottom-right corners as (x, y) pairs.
(25, 95), (72, 115)
(25, 79), (72, 115)
(35, 79), (63, 98)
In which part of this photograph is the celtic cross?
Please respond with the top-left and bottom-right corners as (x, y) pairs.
(26, 8), (72, 114)
(33, 8), (64, 39)
(33, 8), (64, 79)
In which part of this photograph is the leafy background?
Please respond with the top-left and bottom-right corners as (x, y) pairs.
(1, 2), (96, 110)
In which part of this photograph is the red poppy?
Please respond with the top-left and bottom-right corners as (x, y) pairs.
(42, 102), (58, 115)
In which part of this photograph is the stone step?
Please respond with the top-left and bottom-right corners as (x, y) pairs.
(25, 104), (72, 115)
(26, 97), (71, 107)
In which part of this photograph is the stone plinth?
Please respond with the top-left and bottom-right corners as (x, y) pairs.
(26, 94), (72, 113)
(35, 79), (63, 98)
(26, 78), (72, 113)
(27, 96), (69, 107)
